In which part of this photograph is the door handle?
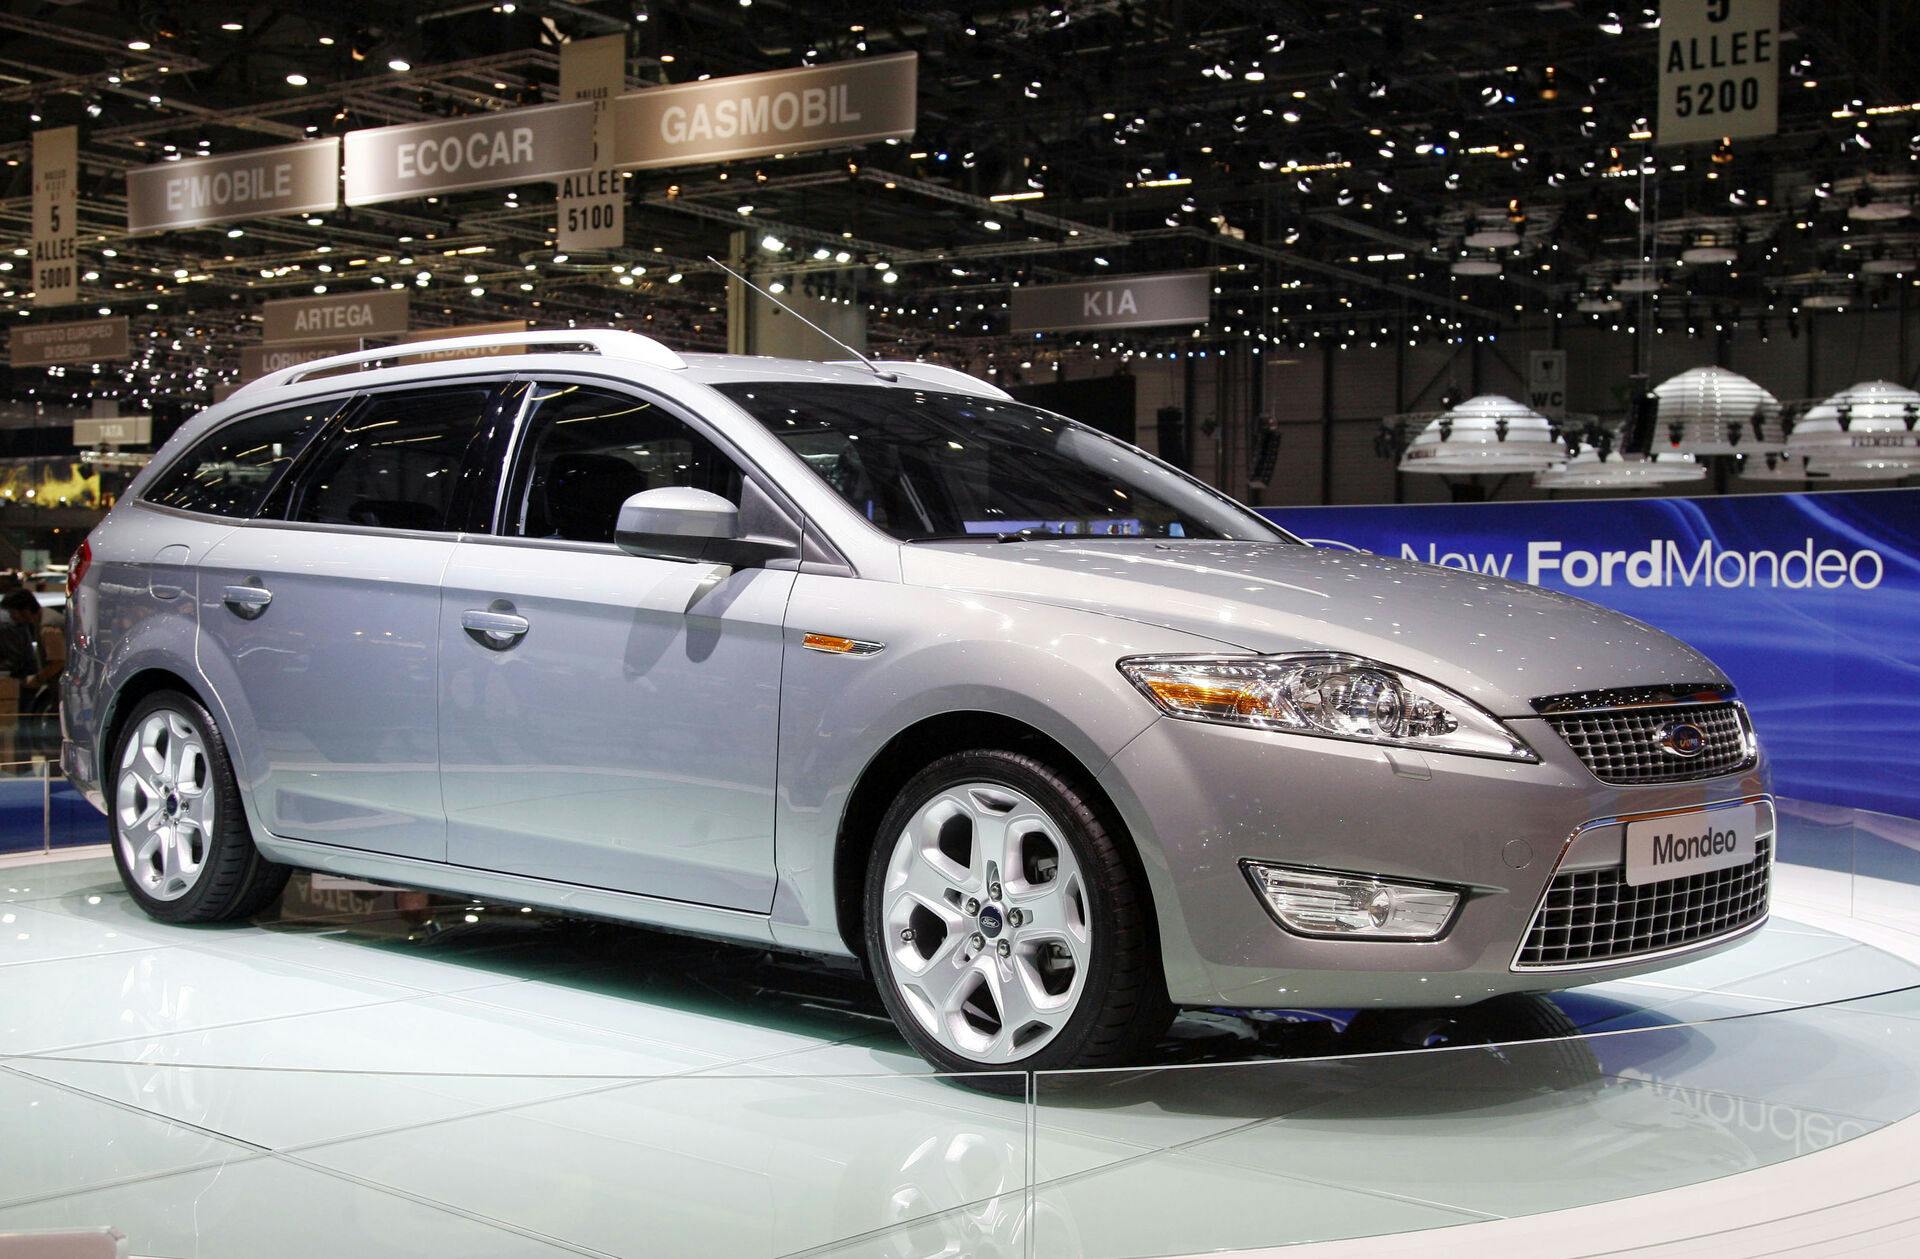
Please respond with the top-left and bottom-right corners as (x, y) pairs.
(462, 608), (530, 650)
(222, 585), (273, 620)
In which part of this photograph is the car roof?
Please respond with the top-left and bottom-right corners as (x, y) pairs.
(675, 353), (1013, 401)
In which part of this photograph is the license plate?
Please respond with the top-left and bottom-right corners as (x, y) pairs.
(1624, 804), (1761, 887)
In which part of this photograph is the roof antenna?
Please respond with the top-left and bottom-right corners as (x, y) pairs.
(706, 255), (896, 382)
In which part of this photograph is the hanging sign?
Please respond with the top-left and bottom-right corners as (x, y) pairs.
(343, 101), (596, 207)
(127, 138), (341, 235)
(611, 53), (917, 170)
(402, 321), (531, 361)
(1528, 349), (1568, 419)
(74, 415), (154, 447)
(1657, 0), (1779, 146)
(8, 317), (129, 368)
(261, 289), (409, 344)
(1009, 271), (1211, 334)
(557, 34), (626, 250)
(239, 338), (362, 380)
(32, 127), (79, 307)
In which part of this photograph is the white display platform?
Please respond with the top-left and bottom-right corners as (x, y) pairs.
(3, 848), (1919, 1259)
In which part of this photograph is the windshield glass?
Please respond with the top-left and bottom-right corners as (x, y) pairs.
(716, 382), (1293, 543)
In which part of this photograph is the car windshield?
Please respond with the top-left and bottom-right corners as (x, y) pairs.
(716, 382), (1294, 543)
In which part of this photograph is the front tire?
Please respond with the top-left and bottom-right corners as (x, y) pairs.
(864, 749), (1171, 1075)
(108, 690), (289, 924)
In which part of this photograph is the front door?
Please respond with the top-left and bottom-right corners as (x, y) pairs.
(438, 380), (796, 910)
(197, 381), (512, 860)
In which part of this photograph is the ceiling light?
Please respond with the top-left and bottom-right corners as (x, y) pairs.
(286, 73), (309, 86)
(388, 58), (412, 72)
(221, 22), (244, 31)
(127, 39), (152, 51)
(760, 234), (785, 252)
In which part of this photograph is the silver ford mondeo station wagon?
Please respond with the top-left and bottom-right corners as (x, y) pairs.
(62, 330), (1773, 1073)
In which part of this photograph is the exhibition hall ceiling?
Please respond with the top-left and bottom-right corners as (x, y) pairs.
(1, 0), (1917, 404)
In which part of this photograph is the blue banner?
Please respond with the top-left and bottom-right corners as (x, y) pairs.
(1260, 489), (1920, 821)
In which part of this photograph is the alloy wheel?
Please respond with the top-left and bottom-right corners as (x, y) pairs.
(881, 781), (1092, 1064)
(115, 709), (215, 902)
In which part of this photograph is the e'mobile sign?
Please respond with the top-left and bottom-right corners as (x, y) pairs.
(1261, 489), (1920, 821)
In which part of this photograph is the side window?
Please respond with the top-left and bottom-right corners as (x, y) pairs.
(142, 402), (336, 518)
(506, 383), (743, 543)
(288, 387), (494, 532)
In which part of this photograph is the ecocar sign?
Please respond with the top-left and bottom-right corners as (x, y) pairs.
(1262, 489), (1920, 821)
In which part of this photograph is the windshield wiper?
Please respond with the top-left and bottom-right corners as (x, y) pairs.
(901, 531), (1037, 544)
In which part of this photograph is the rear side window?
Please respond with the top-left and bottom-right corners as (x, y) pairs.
(143, 402), (335, 518)
(288, 387), (494, 532)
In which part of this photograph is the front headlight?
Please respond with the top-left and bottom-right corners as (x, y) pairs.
(1118, 652), (1536, 761)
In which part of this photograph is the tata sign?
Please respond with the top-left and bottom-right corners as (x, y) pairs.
(74, 415), (153, 447)
(1009, 271), (1212, 334)
(8, 317), (130, 368)
(344, 102), (596, 207)
(127, 139), (341, 234)
(613, 53), (916, 169)
(1262, 489), (1920, 821)
(261, 290), (408, 344)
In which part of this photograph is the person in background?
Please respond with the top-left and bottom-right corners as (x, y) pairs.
(2, 588), (64, 761)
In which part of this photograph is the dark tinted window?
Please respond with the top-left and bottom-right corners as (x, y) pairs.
(506, 383), (741, 543)
(717, 383), (1289, 543)
(143, 403), (335, 517)
(289, 387), (493, 532)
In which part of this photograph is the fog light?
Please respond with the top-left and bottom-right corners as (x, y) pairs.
(1244, 863), (1459, 940)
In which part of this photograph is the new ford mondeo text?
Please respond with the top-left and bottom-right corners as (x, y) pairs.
(63, 330), (1773, 1073)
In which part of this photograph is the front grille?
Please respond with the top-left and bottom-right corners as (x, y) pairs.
(1546, 702), (1752, 784)
(1514, 833), (1771, 970)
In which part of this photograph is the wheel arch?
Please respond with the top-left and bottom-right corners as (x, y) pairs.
(100, 667), (211, 780)
(832, 709), (1160, 970)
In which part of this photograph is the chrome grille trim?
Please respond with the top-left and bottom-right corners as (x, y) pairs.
(1546, 701), (1753, 784)
(1531, 683), (1736, 716)
(1512, 800), (1774, 972)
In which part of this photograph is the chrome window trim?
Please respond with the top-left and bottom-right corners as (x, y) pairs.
(1508, 792), (1776, 973)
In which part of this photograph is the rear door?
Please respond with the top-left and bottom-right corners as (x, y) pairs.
(196, 380), (519, 861)
(437, 378), (798, 909)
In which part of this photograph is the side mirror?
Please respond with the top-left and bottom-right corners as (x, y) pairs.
(613, 487), (796, 568)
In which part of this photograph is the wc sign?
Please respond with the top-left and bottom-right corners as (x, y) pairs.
(1528, 350), (1567, 419)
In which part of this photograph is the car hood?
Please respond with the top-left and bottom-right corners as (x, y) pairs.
(899, 539), (1725, 718)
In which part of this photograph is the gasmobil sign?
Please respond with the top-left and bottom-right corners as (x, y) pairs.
(1262, 489), (1920, 820)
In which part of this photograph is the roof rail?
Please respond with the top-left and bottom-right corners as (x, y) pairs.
(830, 360), (1013, 401)
(227, 329), (686, 405)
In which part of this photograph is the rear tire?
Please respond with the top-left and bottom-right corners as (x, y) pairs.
(863, 748), (1171, 1079)
(107, 690), (289, 924)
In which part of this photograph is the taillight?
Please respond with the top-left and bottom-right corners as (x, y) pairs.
(66, 538), (91, 600)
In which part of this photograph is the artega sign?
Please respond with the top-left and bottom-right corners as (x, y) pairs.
(1009, 271), (1212, 334)
(344, 102), (596, 206)
(128, 138), (341, 234)
(611, 53), (916, 169)
(261, 290), (408, 344)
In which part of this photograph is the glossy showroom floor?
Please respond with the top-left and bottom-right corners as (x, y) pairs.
(6, 832), (1920, 1259)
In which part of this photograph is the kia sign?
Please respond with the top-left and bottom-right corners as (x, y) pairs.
(1263, 489), (1920, 820)
(8, 317), (130, 368)
(1658, 0), (1779, 146)
(128, 139), (341, 234)
(344, 102), (596, 207)
(1009, 271), (1211, 334)
(612, 53), (916, 170)
(261, 290), (408, 344)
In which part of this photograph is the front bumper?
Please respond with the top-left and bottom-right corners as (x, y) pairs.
(1097, 714), (1772, 1009)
